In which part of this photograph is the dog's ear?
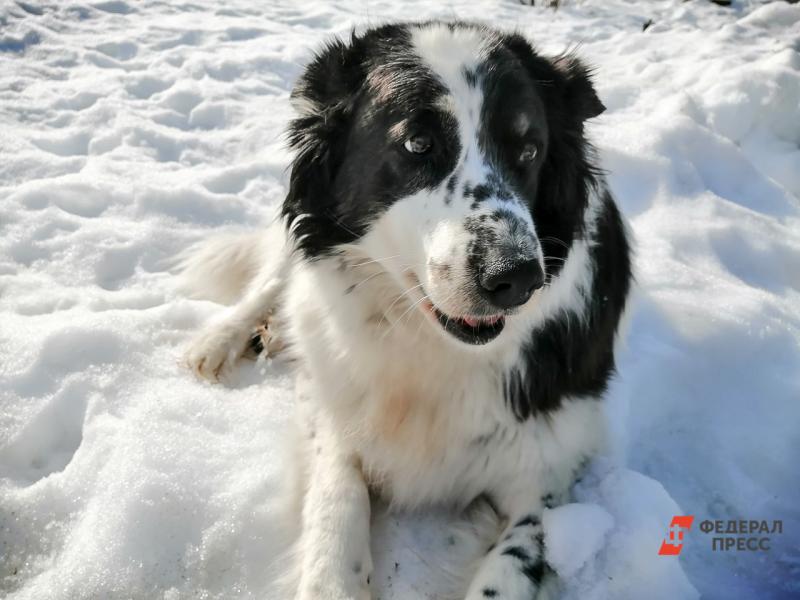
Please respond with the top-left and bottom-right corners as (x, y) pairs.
(283, 34), (367, 256)
(500, 34), (604, 123)
(550, 54), (605, 122)
(290, 36), (366, 118)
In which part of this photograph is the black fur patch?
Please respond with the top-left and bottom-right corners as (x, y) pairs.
(522, 560), (546, 586)
(504, 190), (631, 420)
(515, 514), (540, 528)
(283, 23), (461, 258)
(463, 66), (479, 88)
(249, 331), (264, 355)
(502, 545), (531, 562)
(446, 173), (459, 193)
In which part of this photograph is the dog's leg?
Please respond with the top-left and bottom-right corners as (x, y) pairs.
(185, 268), (287, 381)
(181, 222), (291, 381)
(464, 490), (565, 600)
(297, 414), (372, 600)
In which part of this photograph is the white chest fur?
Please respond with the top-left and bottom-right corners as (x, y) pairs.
(284, 257), (606, 512)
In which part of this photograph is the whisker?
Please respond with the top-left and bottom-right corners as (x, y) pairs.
(377, 283), (424, 330)
(413, 305), (427, 343)
(348, 270), (385, 293)
(381, 293), (430, 340)
(540, 236), (570, 249)
(429, 288), (462, 332)
(411, 287), (462, 345)
(350, 255), (402, 268)
(338, 252), (427, 271)
(324, 211), (360, 238)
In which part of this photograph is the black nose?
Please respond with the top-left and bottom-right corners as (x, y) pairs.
(478, 258), (544, 309)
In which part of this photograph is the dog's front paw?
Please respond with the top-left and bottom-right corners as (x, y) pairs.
(297, 547), (372, 600)
(297, 568), (372, 600)
(464, 567), (559, 600)
(297, 588), (372, 600)
(297, 584), (370, 600)
(185, 322), (251, 381)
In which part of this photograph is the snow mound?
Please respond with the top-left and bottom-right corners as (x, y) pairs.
(543, 502), (614, 579)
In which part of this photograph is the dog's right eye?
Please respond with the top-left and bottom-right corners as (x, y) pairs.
(403, 133), (432, 155)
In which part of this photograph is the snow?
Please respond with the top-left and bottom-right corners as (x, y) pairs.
(1, 0), (799, 599)
(542, 501), (614, 579)
(565, 462), (699, 600)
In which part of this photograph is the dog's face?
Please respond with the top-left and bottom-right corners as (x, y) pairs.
(285, 22), (604, 347)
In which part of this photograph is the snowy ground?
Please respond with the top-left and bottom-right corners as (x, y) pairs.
(1, 0), (799, 598)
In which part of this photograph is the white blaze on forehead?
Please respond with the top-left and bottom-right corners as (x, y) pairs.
(410, 25), (488, 168)
(409, 24), (487, 90)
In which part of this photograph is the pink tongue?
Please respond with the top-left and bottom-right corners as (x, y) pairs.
(462, 315), (500, 327)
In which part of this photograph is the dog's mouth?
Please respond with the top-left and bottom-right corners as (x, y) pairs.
(422, 301), (506, 345)
(399, 274), (506, 345)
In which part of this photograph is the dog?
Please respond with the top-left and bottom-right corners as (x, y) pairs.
(179, 21), (631, 600)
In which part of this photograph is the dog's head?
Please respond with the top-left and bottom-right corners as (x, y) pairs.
(283, 22), (604, 347)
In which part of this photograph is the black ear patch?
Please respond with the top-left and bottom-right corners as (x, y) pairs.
(290, 35), (366, 114)
(282, 33), (371, 258)
(496, 33), (605, 123)
(551, 54), (606, 121)
(282, 24), (416, 258)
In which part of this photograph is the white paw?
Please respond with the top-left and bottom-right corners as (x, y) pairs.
(297, 572), (371, 600)
(297, 549), (372, 600)
(464, 566), (559, 600)
(296, 585), (370, 600)
(185, 322), (251, 382)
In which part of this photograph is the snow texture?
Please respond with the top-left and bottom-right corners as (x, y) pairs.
(542, 501), (614, 579)
(1, 1), (799, 599)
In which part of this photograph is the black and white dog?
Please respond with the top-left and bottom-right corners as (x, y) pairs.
(180, 21), (631, 600)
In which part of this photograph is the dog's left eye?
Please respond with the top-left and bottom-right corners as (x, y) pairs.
(403, 133), (432, 155)
(517, 143), (538, 164)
